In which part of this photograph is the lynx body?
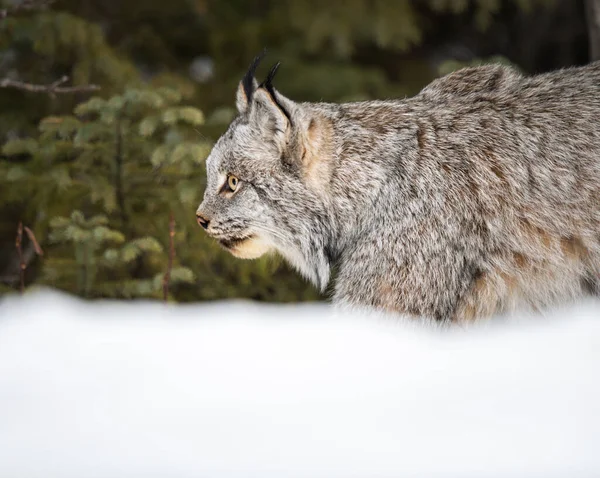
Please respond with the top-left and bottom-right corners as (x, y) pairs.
(197, 58), (600, 321)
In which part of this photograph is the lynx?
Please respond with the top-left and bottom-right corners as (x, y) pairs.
(196, 54), (600, 321)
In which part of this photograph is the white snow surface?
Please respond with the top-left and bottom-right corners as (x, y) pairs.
(0, 290), (599, 478)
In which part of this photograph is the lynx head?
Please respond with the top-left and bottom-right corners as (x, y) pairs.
(196, 53), (335, 290)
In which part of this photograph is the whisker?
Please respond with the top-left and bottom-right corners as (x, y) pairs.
(253, 223), (299, 248)
(193, 127), (210, 142)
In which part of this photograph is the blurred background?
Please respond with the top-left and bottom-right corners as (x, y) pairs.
(0, 0), (596, 303)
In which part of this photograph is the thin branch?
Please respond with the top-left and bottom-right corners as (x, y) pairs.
(114, 119), (128, 225)
(1, 2), (100, 97)
(0, 0), (56, 20)
(585, 0), (600, 61)
(0, 75), (100, 96)
(15, 222), (44, 294)
(16, 222), (24, 294)
(24, 226), (44, 256)
(162, 212), (175, 302)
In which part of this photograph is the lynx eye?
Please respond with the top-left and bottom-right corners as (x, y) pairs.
(227, 174), (239, 191)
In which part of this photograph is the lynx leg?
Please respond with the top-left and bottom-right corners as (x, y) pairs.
(453, 272), (509, 322)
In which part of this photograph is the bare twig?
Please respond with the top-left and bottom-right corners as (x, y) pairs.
(1, 2), (100, 96)
(114, 120), (128, 224)
(24, 226), (44, 256)
(585, 0), (600, 61)
(0, 0), (56, 20)
(16, 222), (24, 294)
(15, 222), (44, 294)
(162, 212), (175, 302)
(0, 75), (100, 96)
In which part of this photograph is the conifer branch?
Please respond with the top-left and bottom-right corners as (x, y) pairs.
(0, 0), (55, 20)
(1, 3), (100, 96)
(162, 212), (175, 302)
(0, 75), (100, 96)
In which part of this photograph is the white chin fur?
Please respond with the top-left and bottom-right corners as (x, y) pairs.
(229, 237), (272, 259)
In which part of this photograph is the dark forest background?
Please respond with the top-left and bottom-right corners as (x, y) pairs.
(0, 0), (597, 302)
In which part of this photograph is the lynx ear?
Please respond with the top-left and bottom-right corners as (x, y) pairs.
(236, 78), (257, 113)
(250, 62), (296, 145)
(236, 51), (265, 114)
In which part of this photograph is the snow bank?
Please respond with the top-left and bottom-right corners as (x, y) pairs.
(0, 290), (599, 478)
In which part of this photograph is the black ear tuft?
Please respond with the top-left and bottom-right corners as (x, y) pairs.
(242, 49), (267, 104)
(262, 62), (281, 98)
(259, 62), (291, 123)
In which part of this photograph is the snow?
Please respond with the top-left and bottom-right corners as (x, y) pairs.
(0, 290), (599, 478)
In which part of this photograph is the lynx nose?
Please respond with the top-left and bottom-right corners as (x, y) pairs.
(196, 212), (210, 229)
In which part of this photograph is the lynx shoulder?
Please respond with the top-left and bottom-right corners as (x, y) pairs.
(197, 56), (600, 322)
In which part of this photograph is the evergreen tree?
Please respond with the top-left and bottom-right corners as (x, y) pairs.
(198, 0), (557, 109)
(2, 86), (202, 299)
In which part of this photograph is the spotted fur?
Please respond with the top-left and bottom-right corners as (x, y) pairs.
(197, 59), (600, 321)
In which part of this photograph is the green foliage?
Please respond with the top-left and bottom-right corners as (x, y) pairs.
(1, 85), (207, 299)
(104, 237), (164, 265)
(48, 211), (125, 296)
(429, 0), (551, 30)
(277, 0), (552, 55)
(200, 0), (557, 109)
(0, 7), (140, 139)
